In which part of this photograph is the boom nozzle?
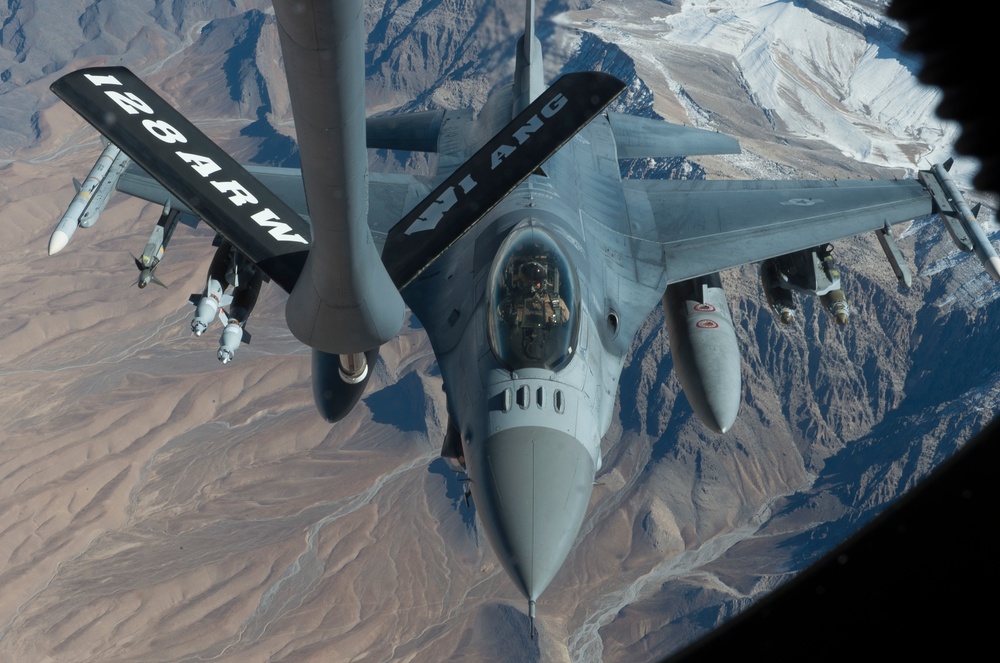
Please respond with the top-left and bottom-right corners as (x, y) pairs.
(338, 352), (369, 385)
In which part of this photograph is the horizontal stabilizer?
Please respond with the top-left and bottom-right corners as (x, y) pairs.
(609, 113), (741, 159)
(50, 67), (310, 293)
(383, 71), (626, 290)
(366, 110), (446, 153)
(178, 212), (200, 229)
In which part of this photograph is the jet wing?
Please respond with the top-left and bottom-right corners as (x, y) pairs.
(51, 67), (311, 293)
(621, 178), (932, 283)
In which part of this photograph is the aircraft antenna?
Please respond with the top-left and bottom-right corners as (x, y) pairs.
(512, 0), (544, 113)
(524, 0), (536, 61)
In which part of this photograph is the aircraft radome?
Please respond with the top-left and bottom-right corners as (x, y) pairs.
(44, 0), (996, 639)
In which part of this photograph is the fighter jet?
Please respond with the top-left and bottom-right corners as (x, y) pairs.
(47, 0), (995, 634)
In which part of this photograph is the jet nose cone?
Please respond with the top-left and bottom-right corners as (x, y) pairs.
(470, 426), (595, 601)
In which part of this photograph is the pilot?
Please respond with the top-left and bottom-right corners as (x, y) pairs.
(518, 260), (546, 294)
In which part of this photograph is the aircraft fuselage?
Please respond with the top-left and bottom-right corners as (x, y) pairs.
(404, 98), (638, 602)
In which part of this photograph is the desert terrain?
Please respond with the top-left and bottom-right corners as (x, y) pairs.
(1, 1), (997, 661)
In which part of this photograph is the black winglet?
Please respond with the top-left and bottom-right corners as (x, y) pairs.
(50, 67), (310, 293)
(382, 72), (625, 290)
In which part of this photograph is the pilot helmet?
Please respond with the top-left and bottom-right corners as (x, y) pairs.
(520, 261), (545, 291)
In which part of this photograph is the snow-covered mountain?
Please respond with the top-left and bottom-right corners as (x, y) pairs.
(1, 1), (996, 661)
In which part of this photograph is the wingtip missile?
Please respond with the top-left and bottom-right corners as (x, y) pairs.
(48, 142), (130, 255)
(926, 162), (1000, 281)
(985, 256), (1000, 282)
(48, 228), (72, 255)
(79, 150), (130, 228)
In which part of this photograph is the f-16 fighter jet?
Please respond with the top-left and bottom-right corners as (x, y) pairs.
(46, 0), (996, 635)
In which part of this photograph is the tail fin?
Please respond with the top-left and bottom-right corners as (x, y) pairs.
(513, 0), (543, 114)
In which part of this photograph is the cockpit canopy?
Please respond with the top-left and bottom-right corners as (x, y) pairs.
(487, 225), (580, 371)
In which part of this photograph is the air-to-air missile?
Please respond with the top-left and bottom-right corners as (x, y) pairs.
(190, 238), (262, 363)
(920, 158), (1000, 281)
(662, 273), (742, 434)
(760, 245), (850, 325)
(134, 201), (182, 288)
(135, 225), (166, 288)
(48, 142), (130, 254)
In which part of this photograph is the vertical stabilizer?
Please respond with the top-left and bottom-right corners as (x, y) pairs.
(513, 0), (544, 114)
